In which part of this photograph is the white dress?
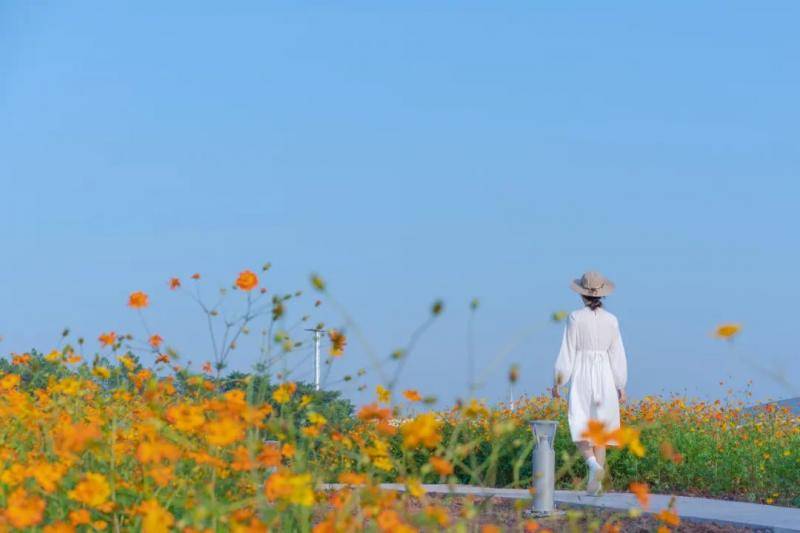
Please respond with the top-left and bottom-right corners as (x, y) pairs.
(554, 307), (627, 443)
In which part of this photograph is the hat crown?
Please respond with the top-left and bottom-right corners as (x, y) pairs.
(581, 271), (605, 290)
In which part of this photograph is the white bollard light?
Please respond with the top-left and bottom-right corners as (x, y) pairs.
(529, 420), (563, 517)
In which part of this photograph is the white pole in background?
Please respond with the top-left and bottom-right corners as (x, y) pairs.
(314, 329), (321, 391)
(306, 328), (323, 391)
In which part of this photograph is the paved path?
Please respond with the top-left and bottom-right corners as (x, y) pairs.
(322, 483), (800, 532)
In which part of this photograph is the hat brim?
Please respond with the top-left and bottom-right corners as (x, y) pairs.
(570, 279), (615, 297)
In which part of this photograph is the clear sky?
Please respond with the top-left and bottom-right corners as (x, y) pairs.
(1, 2), (798, 406)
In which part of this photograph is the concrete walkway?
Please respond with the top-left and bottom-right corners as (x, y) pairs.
(322, 483), (800, 532)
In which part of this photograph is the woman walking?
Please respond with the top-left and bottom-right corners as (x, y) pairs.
(553, 271), (627, 495)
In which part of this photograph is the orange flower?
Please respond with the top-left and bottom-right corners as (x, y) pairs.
(128, 291), (149, 309)
(202, 361), (213, 374)
(149, 334), (163, 348)
(430, 456), (454, 476)
(98, 331), (117, 347)
(6, 488), (46, 528)
(403, 389), (422, 402)
(191, 273), (201, 280)
(204, 417), (244, 447)
(338, 472), (366, 485)
(611, 426), (645, 457)
(482, 526), (501, 533)
(377, 510), (401, 531)
(11, 353), (31, 365)
(581, 420), (613, 447)
(655, 508), (680, 527)
(69, 509), (91, 526)
(257, 443), (282, 467)
(169, 277), (181, 290)
(357, 403), (391, 423)
(68, 473), (111, 508)
(235, 270), (259, 291)
(714, 323), (742, 340)
(137, 499), (174, 533)
(328, 329), (346, 356)
(629, 482), (650, 510)
(155, 353), (170, 364)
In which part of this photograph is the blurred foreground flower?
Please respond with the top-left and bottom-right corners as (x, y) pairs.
(714, 323), (742, 340)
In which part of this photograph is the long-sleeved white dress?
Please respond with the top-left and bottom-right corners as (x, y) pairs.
(555, 307), (627, 443)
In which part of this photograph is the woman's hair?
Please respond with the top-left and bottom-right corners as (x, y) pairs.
(582, 295), (603, 310)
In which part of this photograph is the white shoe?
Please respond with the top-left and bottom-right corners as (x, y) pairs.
(586, 464), (605, 495)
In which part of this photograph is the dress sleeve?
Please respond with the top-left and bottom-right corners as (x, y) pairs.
(554, 315), (577, 386)
(608, 319), (628, 390)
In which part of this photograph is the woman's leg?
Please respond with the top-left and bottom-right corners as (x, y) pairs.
(593, 446), (606, 468)
(577, 441), (595, 460)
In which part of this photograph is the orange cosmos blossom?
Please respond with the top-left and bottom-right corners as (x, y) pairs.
(328, 329), (347, 356)
(169, 277), (181, 290)
(655, 507), (681, 527)
(68, 472), (111, 508)
(581, 420), (614, 447)
(204, 417), (245, 447)
(137, 499), (174, 533)
(149, 334), (163, 348)
(128, 291), (149, 309)
(714, 323), (742, 340)
(235, 269), (259, 291)
(629, 482), (650, 510)
(5, 488), (46, 528)
(429, 456), (454, 476)
(98, 331), (117, 347)
(357, 403), (391, 423)
(403, 389), (422, 402)
(69, 509), (91, 526)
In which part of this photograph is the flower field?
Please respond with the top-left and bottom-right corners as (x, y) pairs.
(0, 269), (796, 531)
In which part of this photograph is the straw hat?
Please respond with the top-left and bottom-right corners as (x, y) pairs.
(570, 271), (615, 297)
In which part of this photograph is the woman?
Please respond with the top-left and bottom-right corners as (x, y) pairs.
(552, 271), (627, 495)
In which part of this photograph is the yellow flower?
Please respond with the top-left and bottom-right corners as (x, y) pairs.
(137, 499), (174, 533)
(612, 426), (646, 458)
(93, 366), (111, 379)
(117, 355), (137, 371)
(406, 477), (426, 498)
(45, 349), (63, 362)
(265, 471), (314, 507)
(30, 462), (67, 493)
(0, 373), (21, 390)
(68, 473), (111, 508)
(272, 382), (297, 404)
(401, 413), (442, 449)
(308, 412), (327, 426)
(714, 323), (742, 340)
(376, 385), (391, 404)
(328, 329), (347, 356)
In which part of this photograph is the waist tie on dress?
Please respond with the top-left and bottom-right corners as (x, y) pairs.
(582, 351), (607, 405)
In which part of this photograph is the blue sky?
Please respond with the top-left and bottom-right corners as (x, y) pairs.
(1, 2), (798, 406)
